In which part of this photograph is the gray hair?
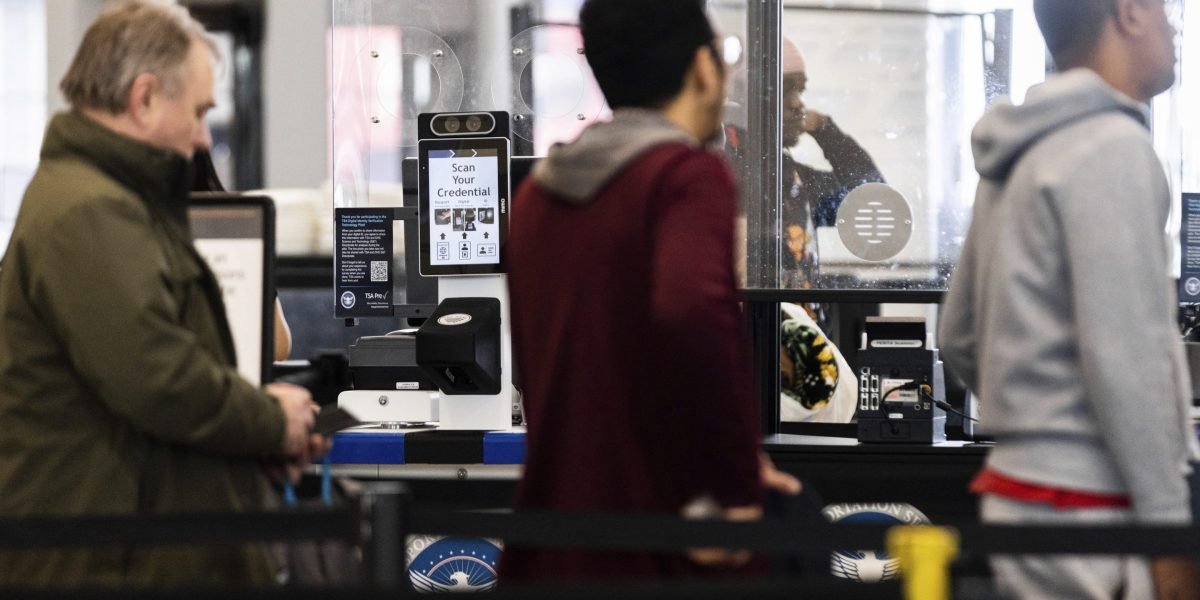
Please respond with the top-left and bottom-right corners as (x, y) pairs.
(60, 0), (217, 113)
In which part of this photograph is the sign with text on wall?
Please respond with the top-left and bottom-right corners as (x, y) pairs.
(1181, 193), (1200, 302)
(335, 207), (394, 318)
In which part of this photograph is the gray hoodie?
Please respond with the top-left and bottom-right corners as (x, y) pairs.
(532, 109), (695, 204)
(939, 69), (1197, 523)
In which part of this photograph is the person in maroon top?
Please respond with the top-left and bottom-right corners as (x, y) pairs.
(500, 0), (800, 584)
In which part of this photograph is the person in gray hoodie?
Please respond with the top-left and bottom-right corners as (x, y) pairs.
(939, 0), (1198, 597)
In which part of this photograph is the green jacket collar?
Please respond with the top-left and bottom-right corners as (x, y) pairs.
(41, 111), (192, 227)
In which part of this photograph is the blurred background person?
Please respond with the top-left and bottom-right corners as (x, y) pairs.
(725, 36), (884, 288)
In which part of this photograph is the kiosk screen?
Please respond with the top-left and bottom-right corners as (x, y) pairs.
(418, 137), (510, 276)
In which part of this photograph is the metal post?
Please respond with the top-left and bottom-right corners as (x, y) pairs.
(745, 0), (783, 289)
(752, 300), (782, 435)
(364, 481), (411, 591)
(983, 9), (1013, 107)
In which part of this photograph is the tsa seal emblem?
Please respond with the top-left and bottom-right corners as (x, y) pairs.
(408, 536), (500, 592)
(1186, 277), (1200, 297)
(822, 502), (930, 583)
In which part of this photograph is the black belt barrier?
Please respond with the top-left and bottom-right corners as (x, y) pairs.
(5, 492), (1200, 599)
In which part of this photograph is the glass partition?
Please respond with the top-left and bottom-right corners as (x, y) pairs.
(1155, 0), (1192, 278)
(330, 0), (619, 209)
(330, 0), (1193, 289)
(330, 1), (1195, 430)
(741, 1), (1047, 291)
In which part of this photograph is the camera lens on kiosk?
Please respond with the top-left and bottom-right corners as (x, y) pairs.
(443, 116), (461, 133)
(465, 115), (482, 132)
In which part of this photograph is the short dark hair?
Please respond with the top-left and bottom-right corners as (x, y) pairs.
(579, 0), (716, 109)
(1033, 0), (1116, 68)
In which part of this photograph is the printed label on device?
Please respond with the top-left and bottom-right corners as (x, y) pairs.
(881, 378), (918, 404)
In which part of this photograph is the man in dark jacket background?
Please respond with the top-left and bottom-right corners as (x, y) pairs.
(500, 0), (800, 583)
(777, 36), (884, 287)
(724, 35), (884, 288)
(0, 0), (320, 587)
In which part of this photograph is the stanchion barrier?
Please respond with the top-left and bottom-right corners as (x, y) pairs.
(0, 484), (405, 589)
(406, 507), (1200, 557)
(3, 578), (902, 600)
(7, 500), (1200, 598)
(956, 522), (1200, 555)
(361, 481), (410, 591)
(6, 502), (1196, 558)
(887, 525), (960, 600)
(0, 508), (358, 549)
(408, 506), (893, 554)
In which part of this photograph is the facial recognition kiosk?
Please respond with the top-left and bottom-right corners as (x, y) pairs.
(336, 112), (516, 432)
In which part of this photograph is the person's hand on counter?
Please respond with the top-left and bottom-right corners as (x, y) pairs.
(268, 381), (317, 456)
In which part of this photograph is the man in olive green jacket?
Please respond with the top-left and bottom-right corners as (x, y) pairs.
(0, 1), (319, 587)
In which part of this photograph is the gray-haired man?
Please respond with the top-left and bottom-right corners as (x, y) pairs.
(0, 0), (320, 586)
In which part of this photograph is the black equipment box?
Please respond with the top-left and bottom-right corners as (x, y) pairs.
(856, 347), (947, 444)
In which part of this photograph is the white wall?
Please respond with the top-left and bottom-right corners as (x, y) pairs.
(263, 0), (329, 189)
(0, 0), (52, 256)
(42, 0), (331, 190)
(45, 0), (102, 115)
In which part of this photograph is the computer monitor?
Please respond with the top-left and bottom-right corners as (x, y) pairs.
(188, 193), (275, 386)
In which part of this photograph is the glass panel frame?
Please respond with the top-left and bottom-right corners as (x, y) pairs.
(742, 1), (1032, 293)
(330, 0), (617, 209)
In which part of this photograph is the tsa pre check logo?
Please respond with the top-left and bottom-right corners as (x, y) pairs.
(409, 537), (499, 592)
(340, 291), (356, 309)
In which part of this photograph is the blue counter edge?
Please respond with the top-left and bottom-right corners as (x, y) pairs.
(329, 430), (525, 465)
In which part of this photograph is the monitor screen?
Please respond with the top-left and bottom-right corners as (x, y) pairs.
(417, 136), (510, 276)
(189, 193), (275, 386)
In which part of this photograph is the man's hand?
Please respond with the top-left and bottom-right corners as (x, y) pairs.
(761, 452), (802, 496)
(266, 382), (317, 456)
(1152, 556), (1200, 600)
(802, 109), (829, 134)
(686, 504), (762, 567)
(683, 454), (801, 567)
(263, 434), (334, 486)
(285, 433), (334, 484)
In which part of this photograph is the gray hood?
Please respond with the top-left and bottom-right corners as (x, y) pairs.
(532, 109), (696, 204)
(972, 69), (1149, 180)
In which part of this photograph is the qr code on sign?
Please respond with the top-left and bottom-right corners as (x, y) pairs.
(370, 260), (388, 282)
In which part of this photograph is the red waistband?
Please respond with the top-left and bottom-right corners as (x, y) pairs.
(970, 468), (1132, 509)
